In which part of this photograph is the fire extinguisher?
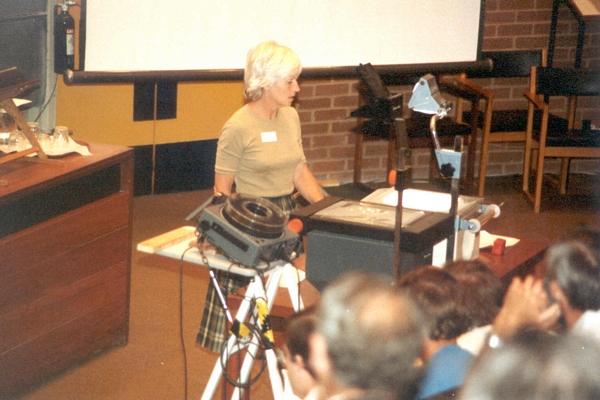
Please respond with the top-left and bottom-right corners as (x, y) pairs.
(54, 2), (75, 73)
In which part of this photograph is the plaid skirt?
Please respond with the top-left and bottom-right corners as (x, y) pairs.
(196, 193), (298, 353)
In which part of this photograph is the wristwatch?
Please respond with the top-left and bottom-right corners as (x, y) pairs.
(487, 333), (503, 349)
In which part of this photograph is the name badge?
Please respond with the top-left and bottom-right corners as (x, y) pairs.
(261, 131), (277, 143)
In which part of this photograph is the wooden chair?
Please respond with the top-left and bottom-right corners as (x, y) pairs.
(405, 76), (485, 194)
(352, 71), (486, 195)
(457, 50), (548, 197)
(522, 66), (600, 213)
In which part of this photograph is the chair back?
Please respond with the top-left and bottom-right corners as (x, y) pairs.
(470, 50), (545, 79)
(534, 67), (600, 97)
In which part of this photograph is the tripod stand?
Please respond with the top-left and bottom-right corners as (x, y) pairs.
(201, 260), (303, 400)
(136, 226), (304, 399)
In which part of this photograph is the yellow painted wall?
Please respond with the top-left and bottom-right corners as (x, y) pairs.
(55, 79), (244, 146)
(55, 6), (245, 147)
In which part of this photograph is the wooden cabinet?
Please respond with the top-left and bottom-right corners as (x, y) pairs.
(0, 143), (133, 398)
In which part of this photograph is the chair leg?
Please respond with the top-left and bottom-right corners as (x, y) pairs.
(559, 157), (569, 194)
(354, 132), (364, 184)
(523, 106), (535, 193)
(465, 102), (479, 195)
(533, 145), (545, 214)
(478, 131), (490, 198)
(465, 135), (477, 194)
(477, 98), (493, 198)
(522, 142), (532, 193)
(532, 103), (551, 213)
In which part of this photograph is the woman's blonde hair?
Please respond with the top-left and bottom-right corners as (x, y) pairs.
(244, 41), (302, 101)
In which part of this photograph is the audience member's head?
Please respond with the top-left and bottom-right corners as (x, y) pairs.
(545, 226), (600, 317)
(445, 260), (504, 328)
(546, 242), (600, 310)
(309, 271), (425, 399)
(535, 225), (600, 340)
(460, 329), (600, 400)
(281, 307), (318, 399)
(563, 224), (600, 249)
(398, 266), (472, 342)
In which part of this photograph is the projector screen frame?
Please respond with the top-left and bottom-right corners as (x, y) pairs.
(72, 0), (488, 85)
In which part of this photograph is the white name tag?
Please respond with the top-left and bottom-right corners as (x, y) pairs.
(261, 131), (277, 142)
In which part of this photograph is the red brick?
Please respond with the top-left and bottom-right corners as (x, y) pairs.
(515, 36), (549, 49)
(314, 109), (350, 122)
(304, 146), (329, 159)
(312, 134), (346, 147)
(533, 22), (552, 35)
(298, 110), (312, 123)
(517, 10), (552, 23)
(489, 149), (524, 163)
(298, 97), (331, 110)
(578, 96), (600, 109)
(311, 160), (346, 174)
(302, 122), (330, 135)
(483, 37), (515, 50)
(483, 164), (504, 177)
(329, 146), (355, 159)
(571, 159), (600, 173)
(535, 0), (554, 9)
(332, 120), (358, 133)
(333, 95), (359, 108)
(487, 87), (512, 100)
(485, 0), (500, 11)
(315, 83), (352, 96)
(298, 84), (316, 98)
(497, 0), (535, 10)
(485, 11), (517, 24)
(364, 141), (389, 156)
(498, 23), (534, 36)
(360, 157), (384, 169)
(484, 26), (498, 37)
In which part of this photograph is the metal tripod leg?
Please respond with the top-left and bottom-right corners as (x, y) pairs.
(202, 263), (304, 400)
(201, 276), (258, 400)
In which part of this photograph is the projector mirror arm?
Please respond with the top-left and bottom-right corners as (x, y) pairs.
(408, 74), (464, 261)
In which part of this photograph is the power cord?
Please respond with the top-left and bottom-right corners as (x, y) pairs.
(178, 245), (195, 400)
(34, 74), (58, 123)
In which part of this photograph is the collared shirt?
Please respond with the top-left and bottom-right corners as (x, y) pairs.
(571, 309), (600, 344)
(417, 344), (474, 399)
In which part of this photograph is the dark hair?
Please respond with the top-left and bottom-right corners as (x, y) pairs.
(445, 260), (504, 327)
(545, 234), (600, 311)
(398, 266), (472, 340)
(564, 224), (600, 249)
(283, 307), (317, 377)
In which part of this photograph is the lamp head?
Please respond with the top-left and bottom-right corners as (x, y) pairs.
(408, 74), (451, 117)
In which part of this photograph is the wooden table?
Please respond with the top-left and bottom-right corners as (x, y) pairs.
(0, 143), (134, 398)
(479, 237), (548, 286)
(229, 237), (549, 324)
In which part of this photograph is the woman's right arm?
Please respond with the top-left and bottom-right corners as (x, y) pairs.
(214, 172), (235, 196)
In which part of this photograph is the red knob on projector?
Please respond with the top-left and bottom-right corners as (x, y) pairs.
(287, 218), (304, 234)
(388, 170), (397, 186)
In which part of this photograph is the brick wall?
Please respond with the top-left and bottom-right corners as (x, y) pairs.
(297, 0), (600, 185)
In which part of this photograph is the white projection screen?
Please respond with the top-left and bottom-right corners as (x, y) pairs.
(81, 0), (485, 75)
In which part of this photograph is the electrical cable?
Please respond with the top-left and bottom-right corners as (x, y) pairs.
(219, 301), (267, 390)
(294, 265), (301, 312)
(196, 236), (269, 394)
(34, 74), (58, 123)
(178, 245), (194, 400)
